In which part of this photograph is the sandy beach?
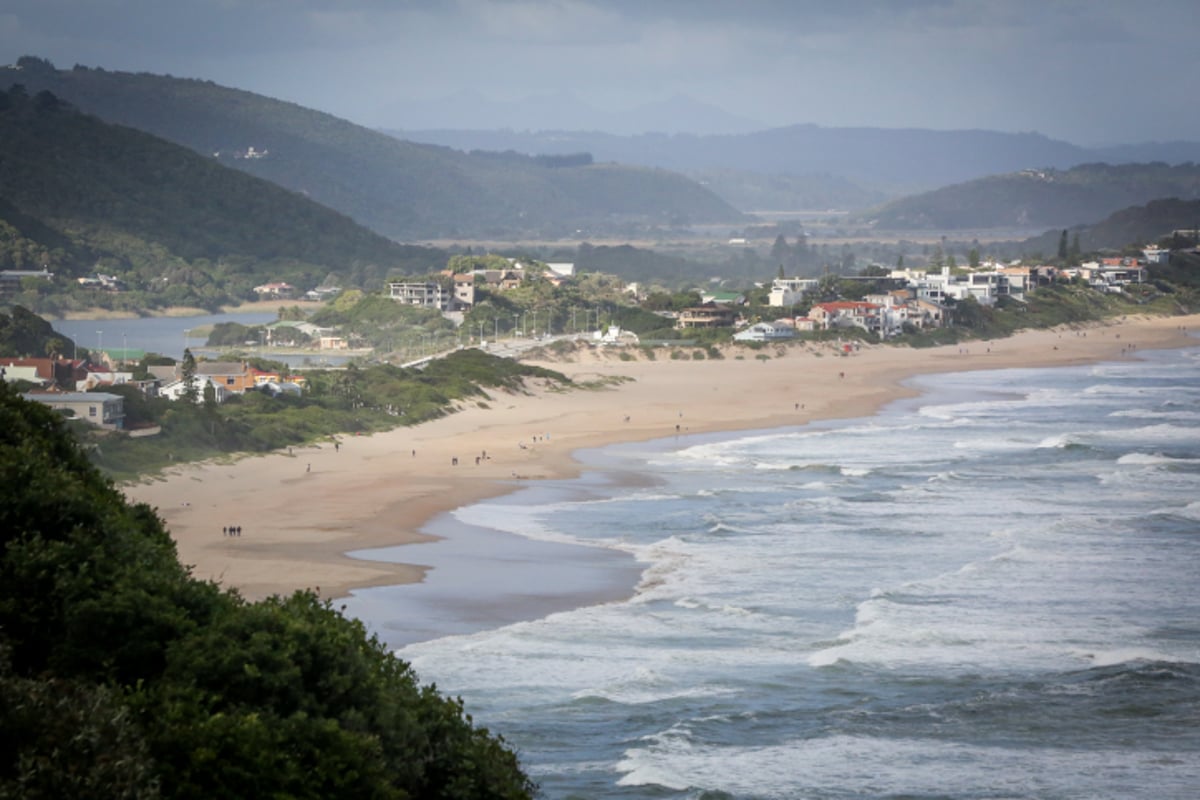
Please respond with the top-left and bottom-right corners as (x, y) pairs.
(122, 314), (1199, 603)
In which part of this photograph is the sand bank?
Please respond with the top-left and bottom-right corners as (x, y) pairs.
(122, 314), (1199, 602)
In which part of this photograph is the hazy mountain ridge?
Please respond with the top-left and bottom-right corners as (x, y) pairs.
(379, 90), (766, 136)
(866, 163), (1200, 231)
(1, 57), (741, 240)
(387, 126), (1200, 206)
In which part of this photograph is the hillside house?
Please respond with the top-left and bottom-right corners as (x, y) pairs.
(150, 362), (255, 395)
(197, 361), (256, 393)
(906, 267), (1023, 306)
(0, 268), (53, 298)
(22, 391), (124, 429)
(304, 285), (343, 301)
(482, 269), (525, 291)
(699, 290), (746, 306)
(265, 320), (323, 346)
(388, 281), (454, 310)
(1078, 260), (1147, 292)
(676, 303), (737, 329)
(768, 277), (820, 308)
(810, 301), (882, 335)
(253, 281), (297, 299)
(159, 377), (231, 404)
(0, 357), (88, 390)
(734, 321), (797, 342)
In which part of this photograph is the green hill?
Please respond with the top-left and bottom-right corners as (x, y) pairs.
(2, 56), (741, 240)
(1020, 198), (1200, 254)
(864, 162), (1200, 231)
(0, 85), (444, 311)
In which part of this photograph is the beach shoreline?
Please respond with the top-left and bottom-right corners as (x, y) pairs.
(121, 314), (1200, 609)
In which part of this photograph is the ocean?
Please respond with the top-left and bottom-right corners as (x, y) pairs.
(351, 344), (1200, 799)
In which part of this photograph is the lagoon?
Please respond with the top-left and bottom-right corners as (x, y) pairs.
(53, 311), (277, 360)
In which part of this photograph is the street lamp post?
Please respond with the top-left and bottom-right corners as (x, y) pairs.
(96, 330), (102, 362)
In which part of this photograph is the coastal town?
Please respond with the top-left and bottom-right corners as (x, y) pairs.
(1, 244), (1174, 434)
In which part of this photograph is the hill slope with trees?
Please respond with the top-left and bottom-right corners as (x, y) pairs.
(864, 162), (1200, 231)
(0, 84), (445, 311)
(1018, 198), (1200, 255)
(1, 57), (742, 240)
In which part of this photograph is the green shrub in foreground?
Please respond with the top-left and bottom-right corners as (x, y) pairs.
(0, 384), (535, 799)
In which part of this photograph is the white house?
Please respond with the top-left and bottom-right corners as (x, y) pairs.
(388, 281), (453, 310)
(159, 377), (231, 404)
(734, 321), (797, 342)
(22, 391), (125, 429)
(768, 277), (819, 308)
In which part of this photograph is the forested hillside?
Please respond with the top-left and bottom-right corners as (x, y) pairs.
(0, 85), (444, 311)
(1019, 198), (1200, 255)
(865, 162), (1200, 231)
(2, 57), (741, 239)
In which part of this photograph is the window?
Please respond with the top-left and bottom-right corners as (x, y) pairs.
(226, 378), (235, 385)
(89, 405), (96, 417)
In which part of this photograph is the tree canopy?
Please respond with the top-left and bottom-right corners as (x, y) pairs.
(0, 382), (535, 798)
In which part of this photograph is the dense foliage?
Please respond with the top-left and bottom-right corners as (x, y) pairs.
(0, 382), (535, 798)
(2, 57), (740, 240)
(0, 304), (79, 358)
(0, 82), (446, 313)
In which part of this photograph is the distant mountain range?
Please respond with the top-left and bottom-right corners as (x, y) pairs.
(387, 127), (1200, 205)
(864, 163), (1200, 231)
(376, 90), (767, 136)
(0, 57), (742, 241)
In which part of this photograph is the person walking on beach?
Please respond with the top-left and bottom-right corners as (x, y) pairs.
(222, 526), (227, 537)
(306, 463), (311, 473)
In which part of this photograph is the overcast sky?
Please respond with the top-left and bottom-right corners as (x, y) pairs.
(2, 0), (1198, 144)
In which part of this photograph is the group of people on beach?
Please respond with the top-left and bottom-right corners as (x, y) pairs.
(223, 525), (243, 537)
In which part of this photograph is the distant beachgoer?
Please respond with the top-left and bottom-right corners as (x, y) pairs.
(412, 449), (416, 457)
(223, 526), (227, 537)
(237, 526), (242, 537)
(306, 463), (311, 473)
(335, 441), (340, 452)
